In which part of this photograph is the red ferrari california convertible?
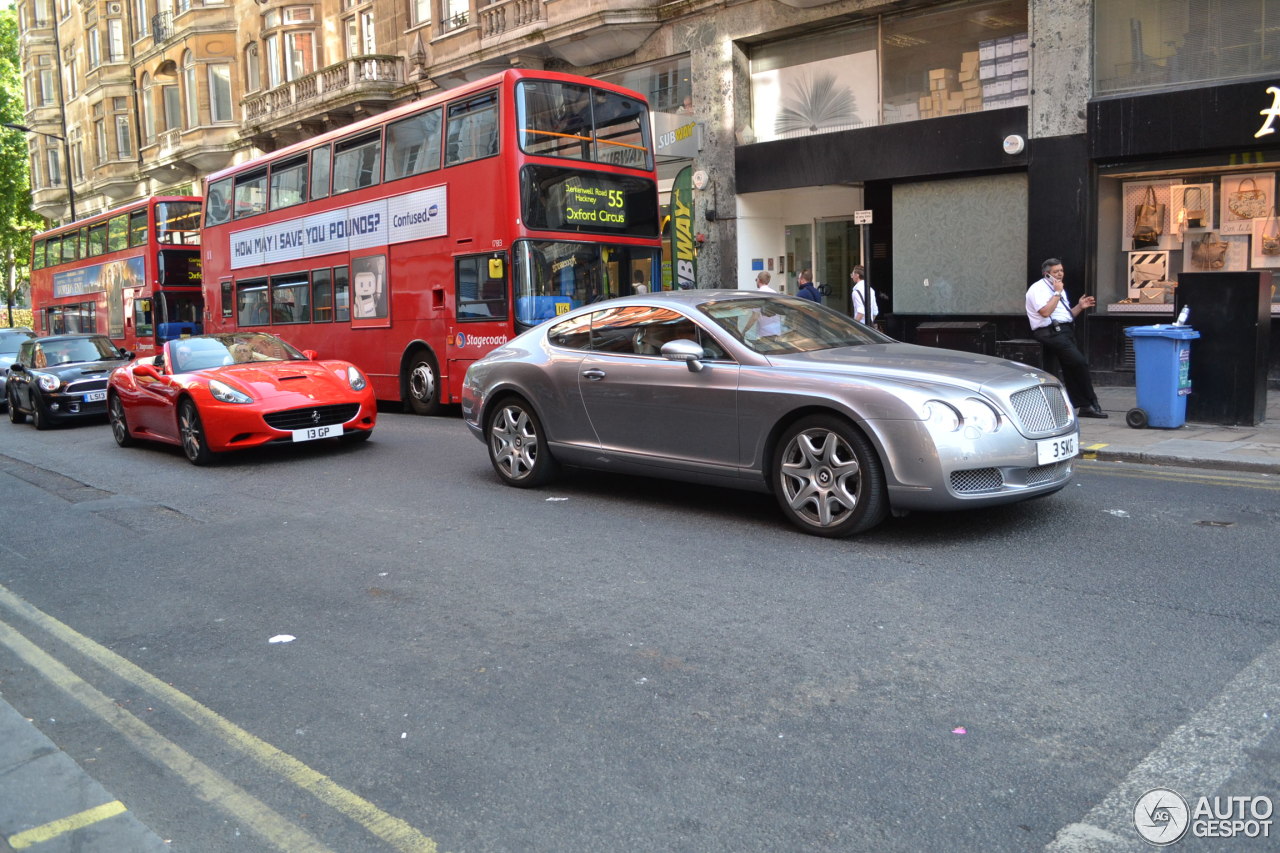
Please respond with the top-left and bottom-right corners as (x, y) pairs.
(107, 332), (376, 465)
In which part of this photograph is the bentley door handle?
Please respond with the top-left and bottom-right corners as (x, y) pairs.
(581, 369), (606, 381)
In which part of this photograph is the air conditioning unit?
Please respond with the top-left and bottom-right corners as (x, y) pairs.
(107, 2), (122, 14)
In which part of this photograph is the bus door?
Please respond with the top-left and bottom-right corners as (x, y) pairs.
(448, 252), (510, 395)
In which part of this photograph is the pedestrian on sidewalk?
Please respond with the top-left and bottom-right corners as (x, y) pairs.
(1026, 258), (1108, 419)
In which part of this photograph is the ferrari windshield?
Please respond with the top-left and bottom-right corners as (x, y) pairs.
(699, 296), (888, 355)
(169, 332), (305, 372)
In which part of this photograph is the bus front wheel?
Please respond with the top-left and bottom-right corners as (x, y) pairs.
(406, 352), (442, 416)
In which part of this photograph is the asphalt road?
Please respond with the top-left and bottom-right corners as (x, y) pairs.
(1, 410), (1279, 852)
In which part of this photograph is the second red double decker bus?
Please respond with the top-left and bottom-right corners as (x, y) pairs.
(200, 69), (662, 414)
(29, 197), (204, 357)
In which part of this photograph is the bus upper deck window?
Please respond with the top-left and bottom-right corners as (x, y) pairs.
(333, 133), (381, 194)
(234, 169), (268, 218)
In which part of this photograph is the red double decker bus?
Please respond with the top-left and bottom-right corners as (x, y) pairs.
(200, 69), (662, 414)
(28, 197), (204, 356)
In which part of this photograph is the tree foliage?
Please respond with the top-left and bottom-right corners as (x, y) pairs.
(0, 9), (46, 327)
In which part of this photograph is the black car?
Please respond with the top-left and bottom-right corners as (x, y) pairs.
(7, 334), (132, 429)
(0, 328), (36, 411)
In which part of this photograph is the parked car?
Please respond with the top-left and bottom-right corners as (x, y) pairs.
(462, 291), (1079, 537)
(0, 328), (36, 411)
(107, 332), (376, 465)
(7, 333), (131, 429)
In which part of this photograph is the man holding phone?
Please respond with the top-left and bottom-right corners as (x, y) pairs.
(1026, 258), (1108, 419)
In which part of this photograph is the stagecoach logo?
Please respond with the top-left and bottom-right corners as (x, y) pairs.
(452, 333), (510, 349)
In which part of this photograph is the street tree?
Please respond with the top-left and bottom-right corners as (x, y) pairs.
(0, 9), (46, 328)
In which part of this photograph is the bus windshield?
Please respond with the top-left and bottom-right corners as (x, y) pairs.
(156, 201), (202, 245)
(516, 80), (651, 170)
(513, 239), (660, 327)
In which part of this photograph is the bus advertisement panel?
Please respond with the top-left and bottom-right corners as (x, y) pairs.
(29, 197), (204, 356)
(200, 69), (662, 415)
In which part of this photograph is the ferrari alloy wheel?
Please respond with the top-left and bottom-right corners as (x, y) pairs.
(773, 415), (888, 537)
(178, 399), (214, 465)
(487, 398), (558, 488)
(407, 352), (442, 416)
(7, 390), (25, 424)
(109, 394), (135, 447)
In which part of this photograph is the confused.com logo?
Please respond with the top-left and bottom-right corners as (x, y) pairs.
(1135, 788), (1274, 845)
(451, 333), (509, 348)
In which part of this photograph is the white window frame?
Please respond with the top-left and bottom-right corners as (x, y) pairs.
(208, 63), (233, 122)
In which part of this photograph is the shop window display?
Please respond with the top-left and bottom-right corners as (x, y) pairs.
(1102, 169), (1280, 312)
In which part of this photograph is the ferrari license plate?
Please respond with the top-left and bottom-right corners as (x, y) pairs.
(292, 424), (341, 442)
(84, 390), (107, 402)
(1037, 433), (1078, 465)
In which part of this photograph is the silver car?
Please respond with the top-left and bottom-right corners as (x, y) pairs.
(462, 291), (1078, 537)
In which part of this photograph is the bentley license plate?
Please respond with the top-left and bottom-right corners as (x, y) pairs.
(1037, 433), (1078, 465)
(292, 424), (341, 442)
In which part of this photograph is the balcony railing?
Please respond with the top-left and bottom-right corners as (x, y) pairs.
(152, 11), (173, 43)
(243, 56), (405, 123)
(479, 0), (544, 38)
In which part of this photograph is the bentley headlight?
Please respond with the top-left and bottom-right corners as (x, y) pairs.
(922, 400), (961, 432)
(956, 397), (1002, 435)
(209, 378), (252, 404)
(34, 372), (61, 392)
(346, 365), (367, 391)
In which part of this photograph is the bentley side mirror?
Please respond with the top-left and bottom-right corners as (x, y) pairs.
(661, 339), (706, 373)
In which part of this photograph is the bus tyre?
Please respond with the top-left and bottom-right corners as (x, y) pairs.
(486, 398), (558, 488)
(407, 352), (442, 416)
(178, 399), (214, 466)
(773, 415), (888, 538)
(109, 394), (136, 447)
(8, 391), (25, 424)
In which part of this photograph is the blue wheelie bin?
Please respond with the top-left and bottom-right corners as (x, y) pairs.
(1123, 324), (1201, 429)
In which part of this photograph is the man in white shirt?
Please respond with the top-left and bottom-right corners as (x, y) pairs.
(850, 265), (877, 325)
(1026, 258), (1107, 418)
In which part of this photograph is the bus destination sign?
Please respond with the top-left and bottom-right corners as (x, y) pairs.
(561, 177), (628, 228)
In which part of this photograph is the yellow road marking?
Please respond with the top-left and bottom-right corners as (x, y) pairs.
(0, 618), (333, 852)
(1077, 460), (1280, 490)
(0, 584), (438, 852)
(7, 800), (127, 850)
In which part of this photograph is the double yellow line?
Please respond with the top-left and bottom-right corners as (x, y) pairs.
(0, 583), (439, 852)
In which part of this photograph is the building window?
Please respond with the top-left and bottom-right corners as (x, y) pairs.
(115, 115), (133, 158)
(47, 148), (62, 186)
(265, 34), (281, 88)
(209, 63), (233, 122)
(183, 51), (199, 129)
(70, 135), (84, 182)
(284, 31), (315, 81)
(87, 27), (100, 68)
(141, 73), (156, 143)
(38, 68), (55, 105)
(66, 56), (78, 98)
(245, 43), (261, 92)
(360, 10), (375, 53)
(106, 18), (125, 62)
(411, 0), (429, 27)
(438, 0), (467, 33)
(133, 0), (149, 37)
(95, 119), (108, 164)
(284, 6), (313, 22)
(343, 16), (358, 58)
(1095, 0), (1280, 96)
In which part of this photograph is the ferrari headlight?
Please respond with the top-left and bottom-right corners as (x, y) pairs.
(956, 397), (1002, 435)
(34, 372), (61, 392)
(209, 378), (252, 404)
(346, 365), (367, 391)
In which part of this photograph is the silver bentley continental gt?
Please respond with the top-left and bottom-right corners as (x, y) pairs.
(462, 290), (1078, 537)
